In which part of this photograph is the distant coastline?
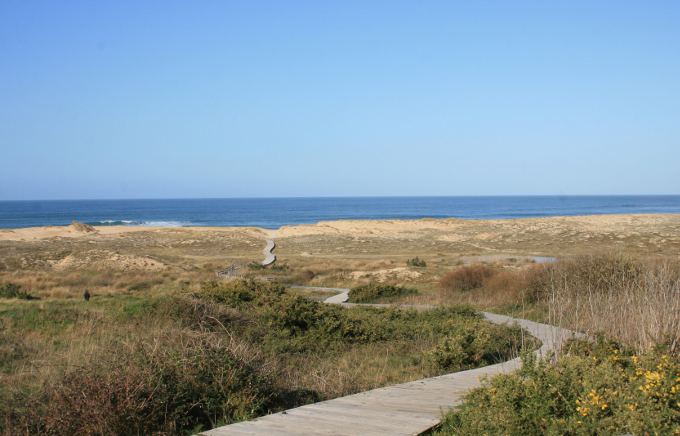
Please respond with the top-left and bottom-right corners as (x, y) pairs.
(1, 196), (679, 230)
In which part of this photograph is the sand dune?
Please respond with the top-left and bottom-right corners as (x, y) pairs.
(2, 215), (678, 260)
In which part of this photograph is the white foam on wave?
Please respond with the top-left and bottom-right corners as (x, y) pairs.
(139, 221), (190, 227)
(93, 220), (190, 227)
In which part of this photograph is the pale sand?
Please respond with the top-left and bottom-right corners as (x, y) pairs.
(0, 222), (270, 241)
(2, 214), (678, 242)
(275, 214), (679, 238)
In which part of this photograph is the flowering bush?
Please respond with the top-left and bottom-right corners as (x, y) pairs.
(432, 335), (680, 435)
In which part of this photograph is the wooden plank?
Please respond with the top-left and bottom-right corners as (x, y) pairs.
(286, 406), (438, 427)
(201, 425), (273, 436)
(217, 417), (383, 436)
(296, 403), (441, 424)
(254, 413), (421, 435)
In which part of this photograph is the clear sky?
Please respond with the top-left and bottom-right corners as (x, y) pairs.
(1, 1), (679, 200)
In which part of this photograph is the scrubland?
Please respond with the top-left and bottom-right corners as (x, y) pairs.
(1, 215), (680, 435)
(428, 253), (680, 435)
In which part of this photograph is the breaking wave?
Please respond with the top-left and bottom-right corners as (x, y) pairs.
(89, 220), (191, 227)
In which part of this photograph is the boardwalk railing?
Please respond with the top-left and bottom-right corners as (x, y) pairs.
(216, 263), (247, 278)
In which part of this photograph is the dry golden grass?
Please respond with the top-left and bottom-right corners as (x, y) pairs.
(276, 340), (438, 399)
(0, 269), (217, 300)
(413, 252), (680, 354)
(542, 254), (680, 354)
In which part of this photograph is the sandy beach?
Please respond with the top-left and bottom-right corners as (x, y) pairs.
(1, 214), (678, 278)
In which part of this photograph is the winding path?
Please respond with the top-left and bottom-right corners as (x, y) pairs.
(287, 285), (350, 304)
(200, 285), (579, 436)
(262, 239), (276, 266)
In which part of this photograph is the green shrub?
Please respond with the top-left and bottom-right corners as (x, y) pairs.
(348, 283), (418, 303)
(197, 279), (286, 309)
(197, 280), (374, 352)
(270, 264), (290, 271)
(427, 321), (530, 372)
(198, 281), (526, 363)
(431, 336), (680, 436)
(407, 257), (427, 267)
(247, 262), (267, 270)
(0, 282), (36, 300)
(258, 295), (375, 352)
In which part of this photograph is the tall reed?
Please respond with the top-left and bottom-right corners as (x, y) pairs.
(542, 254), (680, 354)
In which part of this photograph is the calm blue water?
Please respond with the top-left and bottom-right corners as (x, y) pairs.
(0, 196), (679, 230)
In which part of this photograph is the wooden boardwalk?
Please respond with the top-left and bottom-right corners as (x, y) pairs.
(288, 285), (350, 304)
(200, 294), (578, 436)
(262, 238), (276, 266)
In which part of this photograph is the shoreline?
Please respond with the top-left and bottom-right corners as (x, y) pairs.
(1, 213), (679, 242)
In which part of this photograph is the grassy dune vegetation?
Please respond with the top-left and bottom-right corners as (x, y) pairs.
(429, 253), (680, 436)
(0, 278), (529, 435)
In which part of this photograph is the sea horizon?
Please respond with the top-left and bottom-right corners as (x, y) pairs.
(2, 195), (679, 230)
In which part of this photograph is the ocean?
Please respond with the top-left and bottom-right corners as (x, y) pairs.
(1, 196), (679, 230)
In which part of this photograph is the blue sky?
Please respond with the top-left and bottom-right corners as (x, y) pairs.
(1, 1), (679, 200)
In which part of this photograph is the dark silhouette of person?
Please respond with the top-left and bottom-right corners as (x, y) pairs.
(84, 290), (90, 301)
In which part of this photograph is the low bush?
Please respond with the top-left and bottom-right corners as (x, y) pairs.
(197, 279), (286, 309)
(431, 336), (680, 436)
(348, 283), (419, 303)
(481, 271), (527, 301)
(162, 293), (249, 334)
(258, 295), (376, 352)
(198, 280), (527, 363)
(270, 264), (290, 271)
(407, 257), (427, 267)
(1, 333), (275, 436)
(427, 321), (530, 372)
(247, 262), (267, 270)
(0, 282), (36, 300)
(438, 265), (496, 293)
